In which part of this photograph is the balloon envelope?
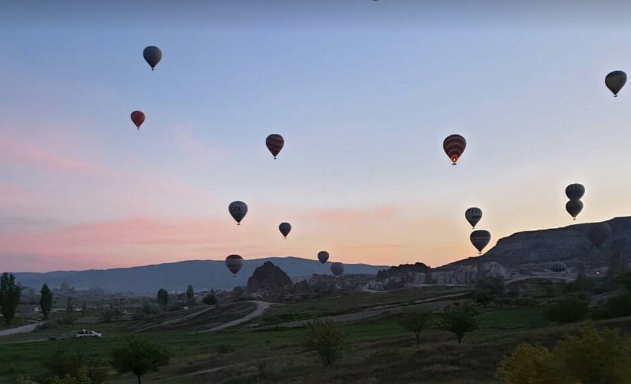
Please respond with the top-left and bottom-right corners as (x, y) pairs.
(470, 230), (491, 254)
(605, 70), (627, 97)
(131, 111), (145, 130)
(465, 207), (483, 229)
(443, 134), (466, 165)
(566, 200), (584, 220)
(143, 46), (162, 70)
(565, 184), (585, 201)
(229, 201), (248, 225)
(330, 262), (344, 277)
(317, 251), (329, 265)
(586, 222), (612, 248)
(279, 222), (292, 238)
(266, 134), (284, 159)
(225, 254), (244, 276)
(551, 262), (567, 273)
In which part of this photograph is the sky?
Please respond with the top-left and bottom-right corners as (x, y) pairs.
(2, 0), (631, 272)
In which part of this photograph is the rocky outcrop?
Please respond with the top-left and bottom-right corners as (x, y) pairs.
(245, 262), (293, 301)
(375, 262), (430, 290)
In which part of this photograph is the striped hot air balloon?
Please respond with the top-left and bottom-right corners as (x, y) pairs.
(586, 222), (612, 248)
(470, 230), (491, 254)
(551, 262), (567, 272)
(131, 111), (145, 130)
(465, 207), (483, 229)
(266, 134), (285, 159)
(443, 134), (466, 165)
(566, 200), (584, 220)
(605, 70), (627, 97)
(225, 254), (244, 277)
(565, 184), (585, 201)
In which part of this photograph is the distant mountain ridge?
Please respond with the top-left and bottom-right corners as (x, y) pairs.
(14, 257), (389, 294)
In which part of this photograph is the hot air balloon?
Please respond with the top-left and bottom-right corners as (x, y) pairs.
(443, 134), (466, 165)
(317, 251), (329, 265)
(279, 222), (292, 239)
(130, 111), (145, 130)
(266, 134), (284, 159)
(143, 46), (162, 70)
(465, 207), (483, 229)
(470, 230), (491, 254)
(225, 254), (244, 277)
(566, 200), (584, 220)
(565, 184), (585, 201)
(551, 262), (567, 273)
(229, 201), (248, 225)
(586, 222), (612, 248)
(330, 262), (344, 277)
(605, 70), (627, 97)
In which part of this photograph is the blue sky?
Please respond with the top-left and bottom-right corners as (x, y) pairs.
(2, 0), (631, 271)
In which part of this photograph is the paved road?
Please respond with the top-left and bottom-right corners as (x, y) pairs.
(200, 301), (272, 333)
(0, 322), (42, 338)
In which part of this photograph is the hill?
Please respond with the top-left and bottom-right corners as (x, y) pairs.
(14, 257), (389, 294)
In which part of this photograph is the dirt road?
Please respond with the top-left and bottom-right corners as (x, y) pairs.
(200, 301), (272, 333)
(0, 322), (42, 338)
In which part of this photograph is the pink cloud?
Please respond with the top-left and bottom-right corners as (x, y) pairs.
(0, 136), (104, 175)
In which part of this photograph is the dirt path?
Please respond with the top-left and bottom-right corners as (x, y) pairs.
(0, 322), (42, 338)
(200, 301), (272, 333)
(135, 306), (216, 333)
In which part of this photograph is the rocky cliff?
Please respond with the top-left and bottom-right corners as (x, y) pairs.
(245, 261), (293, 301)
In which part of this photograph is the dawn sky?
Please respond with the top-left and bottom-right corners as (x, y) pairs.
(2, 1), (631, 272)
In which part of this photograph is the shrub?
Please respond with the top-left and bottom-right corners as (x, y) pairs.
(545, 297), (588, 324)
(398, 308), (432, 348)
(37, 349), (107, 384)
(591, 293), (631, 320)
(202, 293), (218, 306)
(435, 303), (481, 343)
(110, 337), (169, 384)
(303, 319), (348, 366)
(216, 343), (235, 354)
(497, 324), (631, 384)
(100, 306), (122, 323)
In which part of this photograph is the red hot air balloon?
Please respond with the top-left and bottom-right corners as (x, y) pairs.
(443, 134), (466, 165)
(266, 134), (284, 159)
(225, 254), (244, 277)
(131, 111), (145, 130)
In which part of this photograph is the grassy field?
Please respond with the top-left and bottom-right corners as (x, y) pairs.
(1, 283), (629, 384)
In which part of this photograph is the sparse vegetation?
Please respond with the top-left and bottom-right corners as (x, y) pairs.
(36, 349), (107, 384)
(303, 319), (348, 366)
(202, 293), (218, 305)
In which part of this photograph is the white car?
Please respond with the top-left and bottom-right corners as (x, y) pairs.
(75, 330), (102, 338)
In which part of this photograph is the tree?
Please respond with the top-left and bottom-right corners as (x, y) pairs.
(111, 336), (170, 384)
(156, 289), (168, 307)
(186, 285), (194, 304)
(0, 272), (21, 325)
(498, 324), (631, 384)
(436, 303), (481, 343)
(81, 302), (87, 317)
(202, 293), (217, 305)
(545, 297), (589, 323)
(303, 319), (348, 366)
(399, 308), (432, 348)
(40, 284), (53, 320)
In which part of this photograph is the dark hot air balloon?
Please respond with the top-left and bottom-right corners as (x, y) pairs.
(330, 262), (344, 277)
(586, 222), (611, 248)
(225, 254), (244, 277)
(229, 201), (248, 225)
(605, 71), (627, 97)
(143, 46), (162, 70)
(551, 262), (567, 272)
(565, 184), (585, 201)
(317, 251), (329, 265)
(566, 200), (584, 220)
(443, 134), (466, 165)
(465, 207), (483, 229)
(131, 111), (145, 130)
(279, 222), (292, 239)
(470, 230), (491, 254)
(266, 134), (284, 159)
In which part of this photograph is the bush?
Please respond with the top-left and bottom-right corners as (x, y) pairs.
(398, 308), (432, 348)
(303, 319), (348, 366)
(110, 337), (169, 384)
(216, 343), (235, 354)
(498, 324), (631, 384)
(545, 297), (589, 324)
(36, 349), (107, 384)
(202, 293), (218, 306)
(591, 293), (631, 320)
(141, 301), (161, 315)
(100, 307), (122, 323)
